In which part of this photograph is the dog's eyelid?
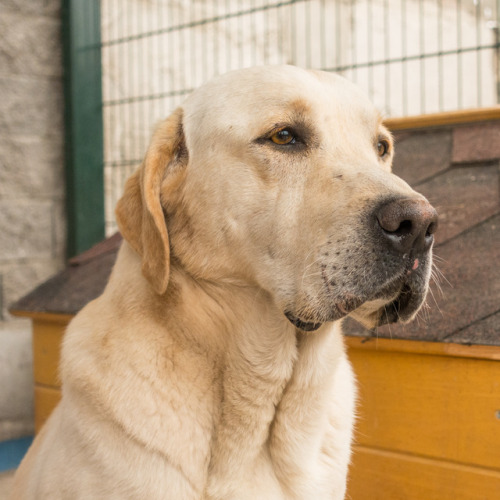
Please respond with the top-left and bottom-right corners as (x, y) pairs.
(269, 124), (298, 137)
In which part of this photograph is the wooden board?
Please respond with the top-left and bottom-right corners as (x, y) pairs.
(32, 320), (67, 388)
(384, 106), (500, 131)
(34, 386), (61, 434)
(348, 445), (500, 500)
(347, 345), (500, 471)
(345, 335), (500, 361)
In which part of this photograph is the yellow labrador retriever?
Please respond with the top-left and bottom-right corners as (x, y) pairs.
(12, 66), (437, 499)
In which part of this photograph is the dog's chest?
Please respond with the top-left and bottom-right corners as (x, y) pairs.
(205, 325), (348, 499)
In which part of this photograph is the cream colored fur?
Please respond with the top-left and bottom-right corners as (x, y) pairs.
(11, 66), (431, 499)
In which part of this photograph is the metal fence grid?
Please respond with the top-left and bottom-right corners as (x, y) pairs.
(100, 0), (500, 234)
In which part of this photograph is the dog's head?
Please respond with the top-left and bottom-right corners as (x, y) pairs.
(116, 66), (437, 331)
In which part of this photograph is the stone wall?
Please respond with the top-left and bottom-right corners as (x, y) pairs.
(0, 0), (65, 441)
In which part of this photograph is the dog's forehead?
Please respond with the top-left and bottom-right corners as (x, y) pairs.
(182, 66), (380, 138)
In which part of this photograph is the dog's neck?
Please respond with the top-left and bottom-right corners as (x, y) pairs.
(170, 268), (346, 495)
(111, 241), (344, 384)
(108, 242), (346, 495)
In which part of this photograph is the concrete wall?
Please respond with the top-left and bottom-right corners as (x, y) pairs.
(0, 0), (65, 441)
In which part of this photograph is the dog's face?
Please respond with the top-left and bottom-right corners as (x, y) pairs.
(117, 66), (437, 331)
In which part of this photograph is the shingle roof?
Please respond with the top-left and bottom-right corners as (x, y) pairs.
(345, 120), (500, 345)
(10, 120), (500, 345)
(10, 233), (122, 316)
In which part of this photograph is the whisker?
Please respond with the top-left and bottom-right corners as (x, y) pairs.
(430, 273), (445, 299)
(301, 270), (323, 281)
(427, 285), (444, 317)
(432, 264), (452, 288)
(431, 254), (447, 263)
(382, 306), (393, 339)
(300, 251), (324, 287)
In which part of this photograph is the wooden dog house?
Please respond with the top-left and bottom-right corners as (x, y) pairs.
(11, 113), (500, 499)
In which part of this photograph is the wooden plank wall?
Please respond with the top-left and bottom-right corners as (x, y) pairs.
(346, 337), (500, 500)
(31, 316), (65, 433)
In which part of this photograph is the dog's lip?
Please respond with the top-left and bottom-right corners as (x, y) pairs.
(374, 254), (431, 324)
(335, 294), (365, 316)
(361, 266), (429, 326)
(331, 271), (417, 324)
(284, 294), (362, 331)
(284, 312), (323, 331)
(376, 283), (414, 325)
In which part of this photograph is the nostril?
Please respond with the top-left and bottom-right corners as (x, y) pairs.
(377, 213), (413, 237)
(393, 219), (412, 237)
(426, 221), (437, 237)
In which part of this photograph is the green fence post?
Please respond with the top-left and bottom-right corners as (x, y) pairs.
(62, 0), (104, 257)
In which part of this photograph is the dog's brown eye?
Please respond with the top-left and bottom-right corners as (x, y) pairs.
(377, 139), (390, 158)
(270, 129), (296, 145)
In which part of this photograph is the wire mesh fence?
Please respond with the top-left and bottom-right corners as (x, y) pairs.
(101, 0), (500, 234)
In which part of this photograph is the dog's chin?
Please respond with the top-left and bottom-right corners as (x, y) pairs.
(286, 277), (428, 332)
(349, 282), (426, 329)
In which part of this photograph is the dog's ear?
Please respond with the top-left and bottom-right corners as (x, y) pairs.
(115, 108), (186, 294)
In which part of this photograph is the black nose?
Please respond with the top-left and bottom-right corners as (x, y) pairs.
(376, 198), (438, 254)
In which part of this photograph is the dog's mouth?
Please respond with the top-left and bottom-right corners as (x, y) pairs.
(376, 283), (414, 325)
(285, 259), (429, 332)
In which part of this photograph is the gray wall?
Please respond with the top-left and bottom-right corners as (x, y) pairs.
(0, 0), (65, 441)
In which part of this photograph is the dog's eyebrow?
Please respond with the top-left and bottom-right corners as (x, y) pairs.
(377, 113), (394, 141)
(289, 98), (312, 116)
(378, 124), (393, 141)
(375, 111), (392, 138)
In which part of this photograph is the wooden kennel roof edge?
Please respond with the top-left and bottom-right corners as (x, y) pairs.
(344, 336), (500, 361)
(68, 232), (122, 266)
(9, 310), (75, 324)
(385, 106), (500, 131)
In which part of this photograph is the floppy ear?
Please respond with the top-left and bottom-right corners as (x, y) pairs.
(115, 108), (186, 294)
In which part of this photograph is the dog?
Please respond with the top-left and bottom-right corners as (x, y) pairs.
(11, 65), (437, 499)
